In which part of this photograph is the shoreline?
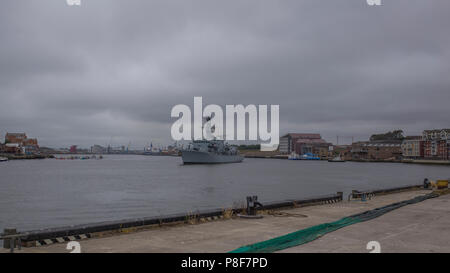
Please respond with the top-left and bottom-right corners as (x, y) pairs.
(242, 154), (450, 165)
(2, 152), (449, 166)
(0, 153), (51, 160)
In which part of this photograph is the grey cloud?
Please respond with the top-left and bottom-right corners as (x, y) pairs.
(0, 0), (449, 147)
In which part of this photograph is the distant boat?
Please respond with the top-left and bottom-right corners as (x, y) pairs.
(0, 157), (8, 162)
(328, 156), (346, 162)
(300, 153), (321, 160)
(288, 152), (320, 160)
(181, 116), (243, 164)
(288, 152), (300, 160)
(181, 140), (243, 164)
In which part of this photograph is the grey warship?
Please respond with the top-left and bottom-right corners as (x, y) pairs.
(181, 116), (244, 164)
(182, 140), (244, 164)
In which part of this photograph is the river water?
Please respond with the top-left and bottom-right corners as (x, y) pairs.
(0, 155), (449, 232)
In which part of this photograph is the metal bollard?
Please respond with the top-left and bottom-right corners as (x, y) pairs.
(246, 196), (263, 215)
(424, 178), (430, 189)
(10, 238), (15, 253)
(361, 193), (367, 202)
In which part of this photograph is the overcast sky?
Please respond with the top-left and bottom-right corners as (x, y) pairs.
(1, 0), (449, 148)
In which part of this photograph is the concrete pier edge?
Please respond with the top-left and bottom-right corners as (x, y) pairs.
(1, 184), (424, 248)
(349, 184), (423, 200)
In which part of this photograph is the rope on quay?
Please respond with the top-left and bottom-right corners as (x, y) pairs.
(229, 193), (439, 253)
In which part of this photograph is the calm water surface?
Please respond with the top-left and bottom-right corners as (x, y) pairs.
(0, 155), (449, 232)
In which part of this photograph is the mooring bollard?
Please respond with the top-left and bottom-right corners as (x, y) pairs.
(3, 228), (17, 250)
(246, 196), (263, 216)
(238, 196), (264, 219)
(424, 178), (430, 189)
(348, 190), (358, 201)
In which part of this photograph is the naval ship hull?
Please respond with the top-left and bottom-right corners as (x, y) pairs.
(181, 151), (244, 164)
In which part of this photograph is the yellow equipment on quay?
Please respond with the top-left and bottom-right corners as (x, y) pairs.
(424, 178), (449, 190)
(436, 180), (449, 189)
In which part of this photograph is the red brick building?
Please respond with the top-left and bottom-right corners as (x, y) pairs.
(279, 133), (320, 154)
(4, 132), (39, 154)
(4, 143), (22, 154)
(70, 145), (78, 153)
(422, 129), (450, 160)
(279, 133), (330, 157)
(294, 138), (331, 159)
(5, 133), (27, 144)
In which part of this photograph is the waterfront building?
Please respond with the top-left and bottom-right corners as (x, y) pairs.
(4, 143), (24, 154)
(422, 129), (450, 160)
(70, 145), (78, 153)
(23, 145), (40, 154)
(279, 134), (293, 154)
(351, 141), (402, 161)
(294, 138), (331, 159)
(106, 145), (127, 154)
(279, 133), (323, 154)
(332, 145), (352, 160)
(91, 144), (106, 154)
(5, 133), (27, 144)
(401, 136), (423, 159)
(4, 132), (39, 154)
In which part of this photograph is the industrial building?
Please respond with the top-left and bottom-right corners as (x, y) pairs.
(351, 141), (402, 161)
(91, 145), (106, 154)
(279, 133), (331, 158)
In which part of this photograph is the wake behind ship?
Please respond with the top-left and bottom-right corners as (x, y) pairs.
(181, 140), (243, 164)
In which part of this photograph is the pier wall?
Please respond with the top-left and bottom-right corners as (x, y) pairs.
(2, 192), (344, 248)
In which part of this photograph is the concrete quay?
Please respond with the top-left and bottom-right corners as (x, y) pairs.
(3, 188), (449, 253)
